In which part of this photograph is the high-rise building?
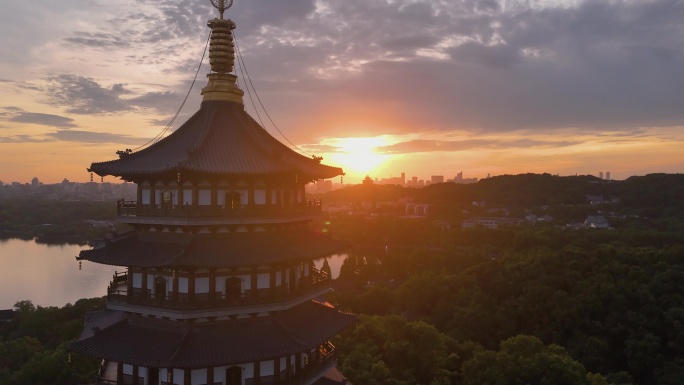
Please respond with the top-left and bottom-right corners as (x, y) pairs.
(70, 3), (355, 384)
(599, 172), (604, 180)
(431, 175), (444, 184)
(606, 171), (611, 181)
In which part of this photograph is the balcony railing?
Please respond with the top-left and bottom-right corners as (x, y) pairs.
(116, 200), (323, 219)
(107, 268), (330, 311)
(96, 342), (337, 385)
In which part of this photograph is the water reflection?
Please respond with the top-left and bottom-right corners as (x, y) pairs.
(0, 239), (118, 309)
(314, 253), (347, 279)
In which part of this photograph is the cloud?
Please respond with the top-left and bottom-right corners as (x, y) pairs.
(0, 135), (54, 143)
(46, 130), (149, 145)
(8, 112), (78, 128)
(43, 74), (182, 116)
(45, 75), (132, 115)
(63, 31), (130, 49)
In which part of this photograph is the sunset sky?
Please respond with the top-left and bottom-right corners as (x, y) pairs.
(1, 0), (683, 184)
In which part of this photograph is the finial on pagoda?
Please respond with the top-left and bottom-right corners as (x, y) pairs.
(211, 0), (233, 19)
(202, 0), (244, 103)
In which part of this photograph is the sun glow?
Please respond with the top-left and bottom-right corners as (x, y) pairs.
(322, 136), (393, 180)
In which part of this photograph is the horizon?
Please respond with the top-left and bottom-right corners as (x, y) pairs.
(1, 0), (683, 184)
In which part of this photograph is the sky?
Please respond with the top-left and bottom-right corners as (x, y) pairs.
(1, 0), (683, 184)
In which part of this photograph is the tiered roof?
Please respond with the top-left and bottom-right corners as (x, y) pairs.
(70, 301), (355, 368)
(79, 229), (349, 268)
(89, 101), (342, 181)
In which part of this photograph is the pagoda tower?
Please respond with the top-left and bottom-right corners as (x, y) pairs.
(70, 2), (355, 384)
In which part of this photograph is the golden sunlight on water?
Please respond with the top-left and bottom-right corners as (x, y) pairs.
(0, 239), (119, 309)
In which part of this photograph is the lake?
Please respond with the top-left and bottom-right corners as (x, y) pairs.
(0, 238), (347, 309)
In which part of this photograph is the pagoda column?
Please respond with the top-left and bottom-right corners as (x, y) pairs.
(189, 271), (196, 303)
(209, 269), (216, 303)
(285, 355), (292, 380)
(211, 183), (218, 207)
(254, 361), (261, 385)
(172, 271), (179, 302)
(269, 269), (276, 299)
(251, 268), (258, 300)
(275, 183), (282, 207)
(184, 369), (191, 385)
(142, 271), (148, 299)
(117, 362), (124, 385)
(126, 269), (134, 304)
(295, 354), (302, 376)
(132, 365), (139, 385)
(274, 357), (281, 382)
(177, 187), (184, 209)
(207, 367), (214, 385)
(136, 185), (142, 207)
(265, 184), (272, 207)
(192, 184), (199, 207)
(248, 181), (255, 208)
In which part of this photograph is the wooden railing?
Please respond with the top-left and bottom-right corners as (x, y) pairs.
(117, 200), (323, 219)
(107, 268), (330, 311)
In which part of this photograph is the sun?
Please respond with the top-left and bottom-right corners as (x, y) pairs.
(322, 137), (391, 180)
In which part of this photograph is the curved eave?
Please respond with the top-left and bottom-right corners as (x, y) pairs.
(69, 302), (357, 369)
(87, 101), (343, 181)
(78, 231), (350, 269)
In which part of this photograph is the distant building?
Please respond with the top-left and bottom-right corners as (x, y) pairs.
(606, 171), (611, 181)
(584, 215), (611, 229)
(431, 175), (444, 184)
(462, 217), (523, 229)
(450, 172), (478, 184)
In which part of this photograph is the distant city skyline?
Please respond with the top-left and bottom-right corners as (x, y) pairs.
(1, 1), (683, 183)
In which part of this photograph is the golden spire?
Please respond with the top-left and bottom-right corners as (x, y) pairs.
(202, 0), (244, 103)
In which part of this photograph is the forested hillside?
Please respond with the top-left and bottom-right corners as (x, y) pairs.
(330, 217), (684, 385)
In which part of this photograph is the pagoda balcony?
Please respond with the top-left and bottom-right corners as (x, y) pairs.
(106, 268), (331, 317)
(116, 200), (323, 225)
(94, 342), (338, 385)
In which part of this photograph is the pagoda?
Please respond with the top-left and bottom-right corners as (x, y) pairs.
(69, 1), (355, 384)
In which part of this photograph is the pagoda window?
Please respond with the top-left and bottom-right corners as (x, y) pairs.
(195, 277), (210, 295)
(178, 277), (189, 293)
(141, 189), (151, 205)
(257, 273), (270, 289)
(226, 366), (242, 385)
(132, 272), (143, 289)
(198, 190), (212, 206)
(183, 188), (193, 206)
(190, 368), (207, 385)
(254, 189), (266, 205)
(260, 360), (274, 383)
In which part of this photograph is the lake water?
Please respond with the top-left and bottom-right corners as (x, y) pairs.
(0, 238), (348, 309)
(0, 239), (118, 309)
